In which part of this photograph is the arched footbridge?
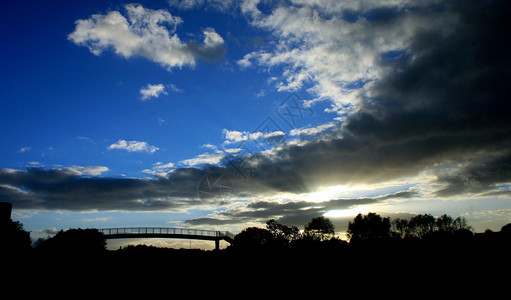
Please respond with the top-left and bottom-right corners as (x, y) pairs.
(97, 227), (235, 250)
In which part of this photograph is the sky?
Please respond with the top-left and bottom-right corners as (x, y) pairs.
(1, 0), (511, 249)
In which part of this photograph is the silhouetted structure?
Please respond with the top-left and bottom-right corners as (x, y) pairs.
(0, 202), (12, 224)
(98, 227), (235, 250)
(1, 202), (31, 254)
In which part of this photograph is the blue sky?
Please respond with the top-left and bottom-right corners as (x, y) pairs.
(2, 0), (511, 248)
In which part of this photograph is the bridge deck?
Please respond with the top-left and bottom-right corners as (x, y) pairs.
(97, 227), (235, 245)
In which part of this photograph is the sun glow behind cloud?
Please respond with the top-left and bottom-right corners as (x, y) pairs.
(303, 184), (368, 203)
(303, 185), (384, 218)
(323, 206), (371, 219)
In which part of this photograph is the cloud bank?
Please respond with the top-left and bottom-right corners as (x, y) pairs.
(0, 167), (209, 212)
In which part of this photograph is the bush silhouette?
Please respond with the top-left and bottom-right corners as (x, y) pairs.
(35, 228), (106, 255)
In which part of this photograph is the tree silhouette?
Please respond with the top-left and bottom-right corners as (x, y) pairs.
(347, 213), (391, 242)
(406, 214), (436, 239)
(304, 216), (335, 240)
(452, 216), (472, 231)
(435, 214), (455, 233)
(266, 219), (300, 247)
(233, 227), (273, 249)
(391, 218), (408, 239)
(1, 219), (31, 253)
(501, 223), (511, 233)
(389, 213), (473, 240)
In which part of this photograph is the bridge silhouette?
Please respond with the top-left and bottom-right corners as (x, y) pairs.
(97, 227), (235, 250)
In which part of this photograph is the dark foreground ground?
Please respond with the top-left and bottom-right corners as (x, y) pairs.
(8, 235), (510, 289)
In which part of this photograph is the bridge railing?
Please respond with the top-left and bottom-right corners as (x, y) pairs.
(97, 227), (234, 239)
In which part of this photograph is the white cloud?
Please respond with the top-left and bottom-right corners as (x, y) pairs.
(201, 143), (217, 150)
(223, 148), (242, 154)
(142, 161), (175, 177)
(107, 140), (159, 153)
(237, 53), (253, 68)
(222, 129), (248, 144)
(238, 0), (451, 113)
(222, 128), (285, 144)
(179, 152), (226, 167)
(68, 4), (225, 70)
(140, 83), (167, 100)
(152, 162), (175, 171)
(66, 166), (109, 176)
(290, 122), (338, 137)
(263, 131), (285, 139)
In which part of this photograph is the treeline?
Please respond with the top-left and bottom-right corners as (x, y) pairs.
(2, 212), (511, 257)
(229, 213), (511, 269)
(232, 213), (510, 249)
(3, 213), (510, 283)
(348, 213), (474, 241)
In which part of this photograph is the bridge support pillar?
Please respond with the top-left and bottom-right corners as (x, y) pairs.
(215, 239), (220, 250)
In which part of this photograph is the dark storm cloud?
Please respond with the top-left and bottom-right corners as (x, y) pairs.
(0, 167), (212, 211)
(235, 0), (511, 196)
(348, 0), (511, 144)
(344, 0), (511, 195)
(435, 153), (511, 197)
